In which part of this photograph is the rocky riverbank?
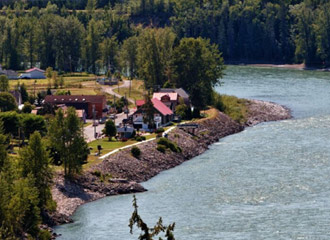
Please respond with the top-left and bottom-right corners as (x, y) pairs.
(50, 99), (291, 226)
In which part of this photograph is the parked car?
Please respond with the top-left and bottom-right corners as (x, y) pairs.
(92, 121), (99, 127)
(110, 114), (117, 119)
(99, 117), (108, 124)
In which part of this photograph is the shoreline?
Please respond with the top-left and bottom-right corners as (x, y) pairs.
(50, 99), (292, 228)
(227, 63), (330, 71)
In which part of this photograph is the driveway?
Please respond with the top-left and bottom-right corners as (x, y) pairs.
(101, 80), (135, 104)
(84, 109), (136, 143)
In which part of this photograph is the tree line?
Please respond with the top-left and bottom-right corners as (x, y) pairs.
(0, 0), (330, 68)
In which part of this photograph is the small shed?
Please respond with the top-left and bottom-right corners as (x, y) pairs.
(117, 126), (135, 139)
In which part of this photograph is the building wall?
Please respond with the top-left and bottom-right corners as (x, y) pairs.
(29, 70), (45, 79)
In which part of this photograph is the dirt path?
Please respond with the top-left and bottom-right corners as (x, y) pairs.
(101, 80), (135, 104)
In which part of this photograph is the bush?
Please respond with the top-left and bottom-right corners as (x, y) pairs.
(135, 136), (146, 141)
(156, 144), (166, 153)
(157, 137), (181, 153)
(131, 146), (141, 158)
(212, 92), (248, 124)
(155, 127), (164, 134)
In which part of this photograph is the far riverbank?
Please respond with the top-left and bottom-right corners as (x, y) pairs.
(49, 99), (291, 227)
(228, 63), (330, 71)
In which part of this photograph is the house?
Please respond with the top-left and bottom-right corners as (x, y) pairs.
(19, 67), (46, 79)
(44, 95), (107, 119)
(0, 65), (18, 80)
(159, 88), (191, 107)
(152, 92), (179, 112)
(117, 126), (135, 139)
(133, 98), (173, 130)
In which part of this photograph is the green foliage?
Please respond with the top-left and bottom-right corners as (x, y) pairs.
(0, 92), (17, 112)
(48, 108), (89, 178)
(103, 119), (117, 141)
(22, 102), (32, 113)
(213, 93), (248, 124)
(0, 161), (41, 238)
(155, 127), (164, 134)
(131, 146), (141, 158)
(18, 132), (54, 211)
(157, 137), (181, 153)
(135, 135), (146, 141)
(172, 37), (225, 109)
(0, 75), (9, 92)
(156, 144), (166, 153)
(175, 104), (190, 120)
(129, 195), (176, 240)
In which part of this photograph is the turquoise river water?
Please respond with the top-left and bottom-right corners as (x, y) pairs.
(55, 66), (330, 239)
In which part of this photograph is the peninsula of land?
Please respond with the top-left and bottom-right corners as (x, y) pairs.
(50, 99), (291, 226)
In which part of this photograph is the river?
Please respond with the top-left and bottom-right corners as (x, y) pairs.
(55, 66), (330, 239)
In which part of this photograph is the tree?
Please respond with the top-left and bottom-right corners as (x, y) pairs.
(172, 38), (225, 109)
(0, 75), (9, 92)
(22, 101), (33, 113)
(19, 83), (29, 103)
(0, 121), (8, 171)
(291, 3), (318, 66)
(120, 36), (138, 79)
(48, 108), (89, 177)
(18, 132), (54, 210)
(100, 36), (119, 74)
(129, 195), (175, 240)
(0, 92), (17, 112)
(142, 94), (155, 129)
(137, 28), (176, 89)
(103, 119), (116, 141)
(21, 114), (47, 138)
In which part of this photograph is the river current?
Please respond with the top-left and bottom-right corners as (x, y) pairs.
(55, 66), (330, 239)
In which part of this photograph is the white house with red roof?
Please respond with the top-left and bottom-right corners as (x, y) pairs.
(19, 67), (46, 79)
(133, 98), (173, 130)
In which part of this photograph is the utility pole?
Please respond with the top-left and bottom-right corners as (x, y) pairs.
(93, 104), (97, 139)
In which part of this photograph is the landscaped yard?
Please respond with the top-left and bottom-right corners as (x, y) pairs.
(84, 133), (157, 169)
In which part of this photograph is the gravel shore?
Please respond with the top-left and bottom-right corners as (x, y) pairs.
(50, 99), (291, 225)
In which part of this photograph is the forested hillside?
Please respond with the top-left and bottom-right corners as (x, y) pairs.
(0, 0), (330, 71)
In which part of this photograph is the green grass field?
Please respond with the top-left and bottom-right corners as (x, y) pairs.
(113, 80), (145, 102)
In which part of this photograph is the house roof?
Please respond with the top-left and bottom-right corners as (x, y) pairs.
(0, 69), (18, 77)
(160, 88), (190, 99)
(136, 99), (145, 107)
(45, 95), (106, 104)
(117, 127), (134, 133)
(175, 88), (189, 99)
(26, 67), (45, 73)
(153, 92), (178, 101)
(151, 98), (173, 116)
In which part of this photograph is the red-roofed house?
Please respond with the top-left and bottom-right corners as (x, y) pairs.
(19, 67), (46, 79)
(152, 92), (179, 112)
(133, 98), (173, 130)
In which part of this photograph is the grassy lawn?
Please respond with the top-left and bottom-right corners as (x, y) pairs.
(9, 74), (99, 96)
(113, 80), (145, 102)
(84, 133), (157, 169)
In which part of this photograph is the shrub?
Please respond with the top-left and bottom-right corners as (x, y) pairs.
(131, 146), (141, 158)
(92, 170), (101, 177)
(156, 144), (166, 153)
(155, 127), (164, 134)
(135, 136), (146, 141)
(157, 137), (181, 153)
(213, 92), (248, 124)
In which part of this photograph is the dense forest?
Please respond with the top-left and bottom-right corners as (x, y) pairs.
(0, 0), (330, 72)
